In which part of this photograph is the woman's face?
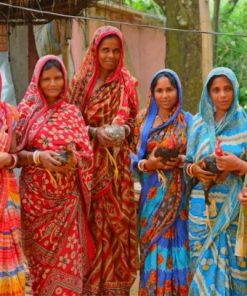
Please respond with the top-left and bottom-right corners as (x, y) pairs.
(209, 76), (234, 114)
(98, 36), (121, 74)
(39, 66), (64, 105)
(154, 76), (178, 113)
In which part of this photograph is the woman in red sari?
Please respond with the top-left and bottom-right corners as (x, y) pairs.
(16, 55), (94, 295)
(0, 73), (25, 295)
(70, 26), (138, 295)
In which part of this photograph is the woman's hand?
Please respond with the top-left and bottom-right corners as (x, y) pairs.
(216, 152), (244, 172)
(238, 188), (247, 207)
(144, 148), (171, 171)
(164, 157), (181, 169)
(39, 151), (64, 173)
(61, 151), (78, 171)
(191, 159), (217, 184)
(96, 126), (117, 147)
(0, 152), (12, 168)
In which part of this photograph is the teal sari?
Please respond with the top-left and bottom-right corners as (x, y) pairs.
(186, 67), (247, 295)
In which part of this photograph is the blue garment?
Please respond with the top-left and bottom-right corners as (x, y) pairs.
(132, 69), (192, 295)
(186, 67), (247, 295)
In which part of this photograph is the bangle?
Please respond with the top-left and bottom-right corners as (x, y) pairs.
(8, 154), (18, 169)
(33, 151), (41, 165)
(186, 163), (195, 177)
(123, 125), (131, 137)
(138, 159), (148, 172)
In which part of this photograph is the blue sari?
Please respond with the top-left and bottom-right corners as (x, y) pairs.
(186, 67), (247, 295)
(132, 69), (192, 295)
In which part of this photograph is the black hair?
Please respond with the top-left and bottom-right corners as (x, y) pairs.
(97, 34), (121, 48)
(150, 72), (178, 96)
(207, 74), (232, 92)
(41, 59), (63, 75)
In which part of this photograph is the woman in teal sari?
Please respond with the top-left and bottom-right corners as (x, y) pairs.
(131, 69), (192, 295)
(186, 67), (247, 295)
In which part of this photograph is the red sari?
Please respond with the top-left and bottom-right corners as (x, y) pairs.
(16, 55), (94, 295)
(70, 26), (138, 295)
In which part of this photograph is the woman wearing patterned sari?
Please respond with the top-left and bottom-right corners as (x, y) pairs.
(70, 26), (138, 295)
(0, 74), (25, 295)
(185, 67), (247, 295)
(131, 69), (192, 295)
(15, 55), (94, 295)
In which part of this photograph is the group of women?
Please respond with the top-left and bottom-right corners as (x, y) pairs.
(0, 25), (247, 296)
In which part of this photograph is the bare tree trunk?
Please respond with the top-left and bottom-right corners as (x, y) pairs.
(157, 0), (203, 114)
(213, 0), (221, 64)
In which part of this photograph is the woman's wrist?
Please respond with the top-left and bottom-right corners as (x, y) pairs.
(33, 151), (41, 165)
(123, 124), (131, 137)
(186, 163), (196, 177)
(178, 155), (185, 168)
(89, 126), (97, 140)
(238, 159), (247, 174)
(137, 159), (148, 172)
(8, 153), (18, 169)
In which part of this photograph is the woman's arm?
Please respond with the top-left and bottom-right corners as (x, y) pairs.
(216, 153), (247, 175)
(0, 131), (17, 169)
(17, 149), (64, 173)
(238, 188), (247, 207)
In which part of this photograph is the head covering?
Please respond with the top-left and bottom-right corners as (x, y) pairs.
(16, 55), (67, 151)
(199, 67), (241, 150)
(136, 69), (183, 161)
(70, 25), (138, 121)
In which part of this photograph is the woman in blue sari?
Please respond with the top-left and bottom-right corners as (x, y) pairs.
(186, 67), (247, 295)
(131, 69), (192, 295)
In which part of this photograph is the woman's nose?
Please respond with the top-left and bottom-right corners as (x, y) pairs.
(107, 51), (114, 58)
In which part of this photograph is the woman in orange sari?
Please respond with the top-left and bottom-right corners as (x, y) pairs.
(0, 73), (25, 295)
(70, 26), (138, 295)
(16, 55), (94, 295)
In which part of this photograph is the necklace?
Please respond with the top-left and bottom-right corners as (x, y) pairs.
(157, 114), (169, 123)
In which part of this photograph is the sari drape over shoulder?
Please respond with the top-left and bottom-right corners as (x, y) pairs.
(16, 55), (94, 295)
(0, 73), (25, 295)
(186, 67), (247, 295)
(131, 69), (192, 295)
(70, 26), (138, 295)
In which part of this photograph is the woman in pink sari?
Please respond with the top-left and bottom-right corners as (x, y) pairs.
(70, 26), (138, 295)
(16, 55), (94, 295)
(0, 73), (25, 295)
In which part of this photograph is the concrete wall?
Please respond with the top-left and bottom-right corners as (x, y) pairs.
(9, 25), (29, 102)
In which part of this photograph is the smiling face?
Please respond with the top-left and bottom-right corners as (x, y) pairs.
(98, 35), (121, 75)
(154, 76), (178, 113)
(39, 66), (65, 105)
(209, 75), (234, 115)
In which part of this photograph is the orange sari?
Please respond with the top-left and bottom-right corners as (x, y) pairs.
(70, 26), (138, 295)
(0, 73), (25, 295)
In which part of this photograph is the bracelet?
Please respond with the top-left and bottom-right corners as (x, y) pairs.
(137, 159), (148, 172)
(8, 154), (18, 169)
(186, 163), (195, 177)
(123, 125), (131, 137)
(33, 151), (41, 165)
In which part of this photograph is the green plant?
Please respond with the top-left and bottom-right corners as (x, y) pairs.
(215, 1), (247, 107)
